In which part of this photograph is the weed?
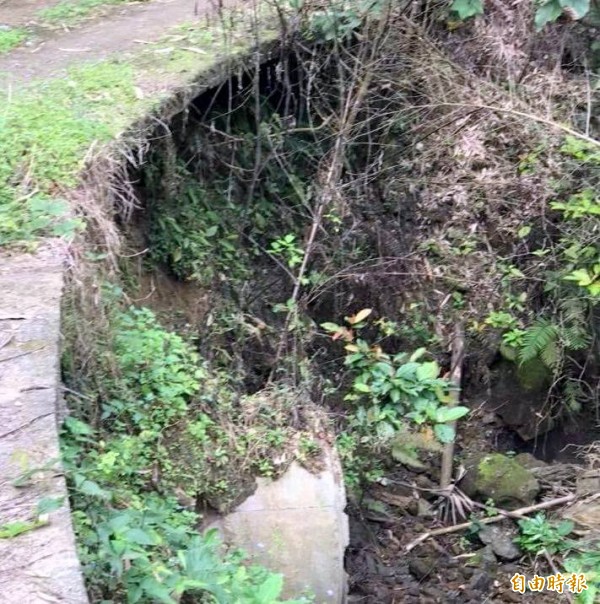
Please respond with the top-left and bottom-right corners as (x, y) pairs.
(564, 550), (600, 604)
(516, 513), (574, 555)
(0, 28), (27, 54)
(39, 0), (138, 27)
(270, 233), (305, 269)
(0, 61), (141, 245)
(147, 171), (251, 285)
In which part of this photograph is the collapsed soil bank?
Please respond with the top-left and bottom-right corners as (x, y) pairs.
(62, 6), (600, 602)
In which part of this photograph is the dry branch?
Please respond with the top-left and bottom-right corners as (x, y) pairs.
(440, 323), (464, 489)
(406, 493), (577, 552)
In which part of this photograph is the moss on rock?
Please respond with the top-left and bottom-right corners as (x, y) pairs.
(467, 453), (540, 509)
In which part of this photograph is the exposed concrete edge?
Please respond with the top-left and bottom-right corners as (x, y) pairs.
(0, 243), (88, 604)
(207, 442), (350, 603)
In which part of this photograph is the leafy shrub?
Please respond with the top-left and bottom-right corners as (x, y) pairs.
(323, 310), (467, 485)
(516, 513), (574, 555)
(61, 307), (309, 603)
(148, 176), (247, 285)
(564, 550), (600, 604)
(103, 307), (204, 430)
(323, 310), (467, 444)
(450, 0), (592, 29)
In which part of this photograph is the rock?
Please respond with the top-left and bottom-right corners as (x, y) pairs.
(576, 469), (600, 496)
(421, 586), (445, 599)
(514, 452), (547, 470)
(469, 570), (492, 591)
(466, 545), (497, 568)
(481, 412), (498, 425)
(462, 453), (540, 509)
(409, 556), (437, 580)
(206, 446), (348, 602)
(478, 526), (521, 561)
(563, 500), (600, 531)
(487, 359), (554, 440)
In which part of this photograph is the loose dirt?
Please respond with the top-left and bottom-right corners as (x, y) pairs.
(0, 0), (236, 87)
(0, 0), (60, 27)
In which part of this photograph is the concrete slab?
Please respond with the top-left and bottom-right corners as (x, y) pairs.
(0, 245), (88, 604)
(209, 445), (349, 603)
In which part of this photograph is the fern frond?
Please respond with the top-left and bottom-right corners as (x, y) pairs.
(540, 337), (561, 369)
(559, 298), (587, 327)
(561, 325), (591, 351)
(519, 319), (559, 365)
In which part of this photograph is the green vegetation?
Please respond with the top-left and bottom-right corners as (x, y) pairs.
(517, 513), (574, 555)
(0, 61), (143, 245)
(450, 0), (592, 29)
(0, 13), (278, 248)
(321, 311), (466, 487)
(481, 134), (600, 416)
(39, 0), (139, 26)
(0, 27), (27, 54)
(516, 513), (600, 603)
(62, 305), (310, 602)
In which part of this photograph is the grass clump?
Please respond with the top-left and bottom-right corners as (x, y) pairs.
(0, 28), (27, 54)
(39, 0), (138, 26)
(0, 61), (143, 245)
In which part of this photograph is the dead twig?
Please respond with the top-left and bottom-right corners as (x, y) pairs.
(406, 493), (577, 552)
(440, 323), (464, 489)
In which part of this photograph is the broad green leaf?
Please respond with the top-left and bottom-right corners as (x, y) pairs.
(435, 406), (470, 423)
(320, 322), (341, 332)
(79, 479), (109, 499)
(64, 416), (94, 436)
(434, 423), (456, 443)
(451, 0), (483, 20)
(391, 444), (425, 468)
(373, 361), (393, 376)
(409, 347), (427, 362)
(256, 574), (284, 602)
(535, 0), (562, 29)
(564, 269), (593, 286)
(559, 0), (589, 17)
(36, 496), (65, 515)
(124, 528), (157, 546)
(140, 577), (177, 604)
(353, 382), (371, 393)
(556, 520), (574, 536)
(416, 361), (440, 381)
(517, 225), (531, 238)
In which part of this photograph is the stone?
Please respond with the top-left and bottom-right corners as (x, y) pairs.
(487, 359), (554, 440)
(563, 501), (600, 531)
(409, 556), (437, 580)
(478, 525), (521, 561)
(206, 445), (348, 602)
(469, 570), (492, 591)
(462, 453), (540, 509)
(576, 470), (600, 496)
(514, 452), (547, 470)
(466, 545), (497, 569)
